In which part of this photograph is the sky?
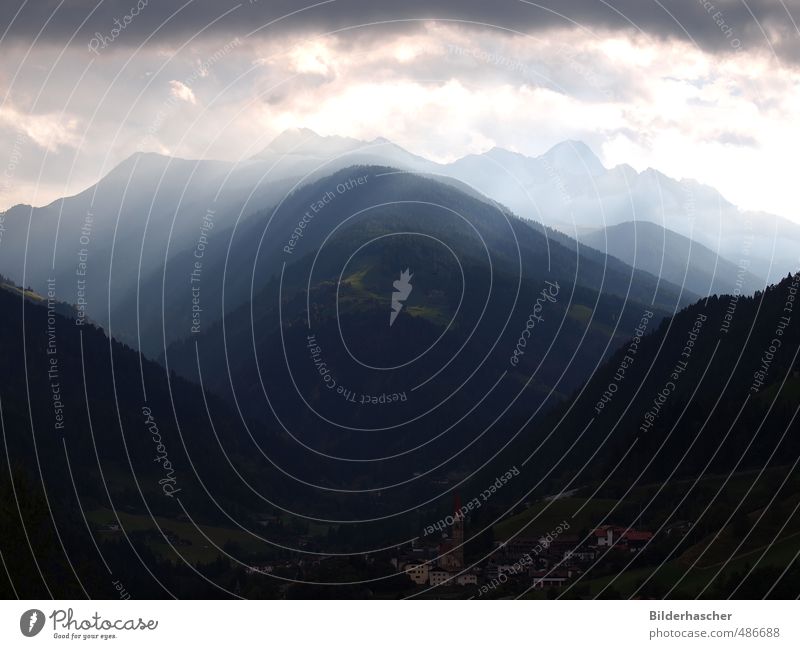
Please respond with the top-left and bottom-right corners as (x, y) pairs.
(1, 0), (799, 221)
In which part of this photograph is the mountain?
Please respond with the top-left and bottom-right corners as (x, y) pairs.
(438, 148), (800, 284)
(122, 164), (696, 358)
(2, 140), (797, 598)
(1, 129), (791, 360)
(163, 166), (690, 461)
(250, 131), (800, 285)
(540, 140), (607, 177)
(0, 275), (440, 597)
(0, 277), (280, 596)
(579, 221), (765, 297)
(0, 131), (433, 353)
(500, 272), (800, 508)
(250, 127), (433, 172)
(0, 273), (299, 515)
(0, 152), (303, 349)
(253, 127), (366, 157)
(460, 272), (800, 598)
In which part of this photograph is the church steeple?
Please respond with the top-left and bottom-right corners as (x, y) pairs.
(451, 493), (464, 569)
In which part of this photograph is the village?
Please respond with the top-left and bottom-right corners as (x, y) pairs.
(238, 498), (659, 598)
(391, 505), (655, 596)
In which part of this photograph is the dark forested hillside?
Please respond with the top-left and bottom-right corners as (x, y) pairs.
(529, 273), (800, 487)
(0, 280), (324, 598)
(128, 166), (693, 358)
(162, 167), (689, 467)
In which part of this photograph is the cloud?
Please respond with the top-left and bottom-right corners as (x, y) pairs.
(0, 104), (79, 152)
(713, 131), (759, 147)
(0, 13), (799, 221)
(169, 79), (197, 104)
(2, 0), (800, 64)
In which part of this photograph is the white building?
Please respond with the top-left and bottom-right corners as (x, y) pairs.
(429, 569), (451, 587)
(402, 562), (430, 586)
(456, 573), (478, 586)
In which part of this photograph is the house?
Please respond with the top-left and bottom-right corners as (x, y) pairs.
(591, 525), (653, 550)
(499, 536), (541, 560)
(496, 563), (522, 578)
(485, 562), (520, 580)
(456, 573), (478, 586)
(245, 565), (274, 575)
(429, 568), (452, 587)
(592, 525), (619, 547)
(622, 530), (653, 552)
(401, 562), (430, 586)
(565, 548), (597, 563)
(531, 571), (569, 590)
(437, 541), (462, 571)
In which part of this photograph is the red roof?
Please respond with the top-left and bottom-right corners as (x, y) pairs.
(593, 526), (653, 541)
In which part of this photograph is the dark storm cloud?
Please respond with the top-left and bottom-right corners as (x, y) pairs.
(2, 0), (799, 62)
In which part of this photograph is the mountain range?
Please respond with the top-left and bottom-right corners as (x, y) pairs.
(0, 128), (798, 599)
(0, 128), (787, 361)
(579, 220), (764, 297)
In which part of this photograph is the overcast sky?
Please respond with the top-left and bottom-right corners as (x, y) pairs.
(1, 0), (799, 220)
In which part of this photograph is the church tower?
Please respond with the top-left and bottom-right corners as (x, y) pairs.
(451, 493), (465, 569)
(437, 493), (466, 571)
(450, 494), (464, 570)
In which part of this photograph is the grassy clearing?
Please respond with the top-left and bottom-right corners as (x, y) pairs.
(493, 497), (617, 541)
(86, 508), (274, 564)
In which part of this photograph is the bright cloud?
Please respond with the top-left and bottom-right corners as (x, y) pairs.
(168, 80), (197, 104)
(1, 23), (799, 222)
(0, 104), (80, 152)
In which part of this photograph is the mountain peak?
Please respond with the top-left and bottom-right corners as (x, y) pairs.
(541, 140), (605, 176)
(258, 128), (366, 157)
(486, 146), (527, 160)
